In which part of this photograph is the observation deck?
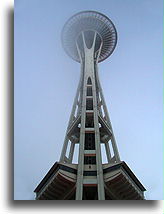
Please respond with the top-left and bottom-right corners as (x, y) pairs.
(61, 11), (117, 63)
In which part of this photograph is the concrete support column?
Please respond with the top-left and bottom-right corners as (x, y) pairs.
(59, 137), (69, 162)
(105, 142), (111, 163)
(59, 62), (83, 162)
(68, 142), (75, 163)
(75, 36), (86, 200)
(83, 32), (105, 200)
(95, 65), (120, 162)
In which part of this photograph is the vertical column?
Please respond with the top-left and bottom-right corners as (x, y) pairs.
(92, 69), (105, 200)
(75, 69), (87, 200)
(104, 142), (111, 163)
(76, 31), (105, 200)
(75, 36), (86, 200)
(84, 32), (105, 200)
(59, 62), (83, 162)
(95, 64), (120, 162)
(68, 142), (75, 163)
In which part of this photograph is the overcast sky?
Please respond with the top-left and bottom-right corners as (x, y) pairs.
(14, 0), (163, 200)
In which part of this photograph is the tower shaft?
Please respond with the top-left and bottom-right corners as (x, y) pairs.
(60, 31), (120, 200)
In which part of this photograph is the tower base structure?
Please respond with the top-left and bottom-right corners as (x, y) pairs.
(34, 161), (145, 200)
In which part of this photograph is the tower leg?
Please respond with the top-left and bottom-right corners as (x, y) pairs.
(68, 142), (75, 163)
(60, 137), (69, 162)
(75, 103), (85, 200)
(105, 142), (112, 163)
(59, 65), (83, 163)
(92, 63), (105, 200)
(95, 65), (120, 162)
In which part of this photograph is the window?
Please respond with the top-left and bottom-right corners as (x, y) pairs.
(85, 114), (94, 128)
(87, 77), (92, 85)
(84, 156), (96, 164)
(85, 133), (95, 150)
(87, 87), (92, 96)
(86, 99), (93, 110)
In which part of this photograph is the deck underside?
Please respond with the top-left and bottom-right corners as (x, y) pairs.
(34, 161), (145, 200)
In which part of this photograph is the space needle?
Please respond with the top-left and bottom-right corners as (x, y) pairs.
(34, 11), (146, 200)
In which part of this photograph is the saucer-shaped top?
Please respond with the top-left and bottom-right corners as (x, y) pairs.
(61, 11), (117, 63)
